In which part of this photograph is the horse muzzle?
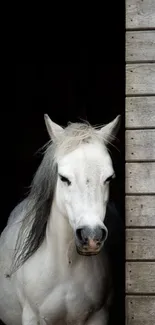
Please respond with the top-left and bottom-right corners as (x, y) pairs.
(75, 225), (108, 256)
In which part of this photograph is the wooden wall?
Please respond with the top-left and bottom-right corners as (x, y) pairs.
(126, 1), (155, 324)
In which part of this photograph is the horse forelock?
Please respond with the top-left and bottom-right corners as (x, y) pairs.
(54, 121), (107, 158)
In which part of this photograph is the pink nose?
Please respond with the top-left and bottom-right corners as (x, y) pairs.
(88, 238), (99, 250)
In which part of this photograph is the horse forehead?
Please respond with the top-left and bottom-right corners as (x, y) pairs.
(59, 143), (112, 172)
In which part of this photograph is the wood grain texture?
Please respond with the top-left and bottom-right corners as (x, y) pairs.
(126, 130), (155, 160)
(126, 229), (155, 259)
(126, 31), (155, 62)
(126, 97), (155, 128)
(126, 0), (155, 29)
(126, 162), (155, 193)
(126, 64), (155, 95)
(126, 195), (155, 226)
(126, 296), (155, 325)
(126, 262), (155, 293)
(125, 2), (155, 323)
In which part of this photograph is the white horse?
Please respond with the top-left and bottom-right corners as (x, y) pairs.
(0, 114), (120, 325)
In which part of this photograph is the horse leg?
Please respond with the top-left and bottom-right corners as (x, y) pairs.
(85, 307), (108, 325)
(22, 301), (46, 325)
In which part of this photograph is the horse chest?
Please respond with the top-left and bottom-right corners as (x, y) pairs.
(22, 251), (108, 324)
(39, 279), (100, 325)
(38, 263), (106, 325)
(65, 280), (98, 324)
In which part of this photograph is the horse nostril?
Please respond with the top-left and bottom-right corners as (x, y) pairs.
(101, 228), (107, 241)
(76, 228), (88, 244)
(96, 241), (102, 247)
(76, 228), (83, 242)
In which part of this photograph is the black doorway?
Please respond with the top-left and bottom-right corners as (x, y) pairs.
(1, 61), (125, 325)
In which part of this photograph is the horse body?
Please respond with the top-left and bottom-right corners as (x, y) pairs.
(0, 198), (111, 325)
(0, 114), (120, 325)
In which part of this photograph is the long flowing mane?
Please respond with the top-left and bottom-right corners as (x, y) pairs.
(10, 121), (108, 275)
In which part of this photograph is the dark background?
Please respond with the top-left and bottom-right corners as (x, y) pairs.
(1, 55), (125, 324)
(3, 62), (125, 221)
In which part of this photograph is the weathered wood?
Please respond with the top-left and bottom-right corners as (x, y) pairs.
(126, 195), (155, 226)
(126, 296), (155, 325)
(126, 162), (155, 193)
(126, 130), (155, 160)
(126, 2), (155, 324)
(126, 262), (155, 293)
(126, 229), (155, 260)
(126, 0), (155, 29)
(126, 31), (155, 62)
(126, 64), (155, 95)
(126, 97), (155, 128)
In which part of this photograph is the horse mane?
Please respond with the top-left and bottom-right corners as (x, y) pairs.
(10, 121), (109, 275)
(10, 142), (57, 275)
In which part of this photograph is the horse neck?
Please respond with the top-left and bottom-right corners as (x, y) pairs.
(46, 199), (75, 263)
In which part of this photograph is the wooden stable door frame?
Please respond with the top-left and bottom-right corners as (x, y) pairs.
(125, 0), (155, 324)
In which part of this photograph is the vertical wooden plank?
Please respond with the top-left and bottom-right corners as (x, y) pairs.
(126, 130), (155, 160)
(126, 163), (155, 193)
(126, 229), (155, 259)
(125, 97), (155, 128)
(126, 196), (155, 226)
(126, 262), (155, 293)
(126, 296), (155, 325)
(126, 64), (155, 95)
(126, 0), (155, 29)
(126, 31), (155, 62)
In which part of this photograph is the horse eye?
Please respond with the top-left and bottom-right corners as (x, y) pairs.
(59, 174), (71, 186)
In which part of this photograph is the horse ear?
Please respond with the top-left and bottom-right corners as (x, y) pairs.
(44, 114), (64, 140)
(97, 115), (121, 144)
